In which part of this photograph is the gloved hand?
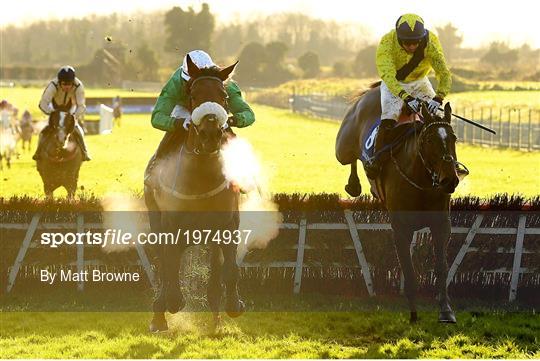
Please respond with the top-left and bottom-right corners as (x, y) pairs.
(227, 116), (237, 127)
(405, 96), (421, 113)
(427, 96), (443, 114)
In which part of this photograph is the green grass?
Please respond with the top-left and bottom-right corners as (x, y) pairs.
(1, 301), (538, 358)
(0, 86), (157, 119)
(1, 312), (537, 359)
(1, 104), (539, 198)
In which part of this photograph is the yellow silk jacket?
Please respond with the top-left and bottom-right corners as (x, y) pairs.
(376, 29), (452, 100)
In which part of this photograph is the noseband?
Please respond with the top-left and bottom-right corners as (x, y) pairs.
(184, 75), (229, 156)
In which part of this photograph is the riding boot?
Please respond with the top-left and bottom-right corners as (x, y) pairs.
(74, 125), (91, 161)
(364, 119), (396, 179)
(32, 125), (50, 160)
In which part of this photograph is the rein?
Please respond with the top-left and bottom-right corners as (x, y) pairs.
(390, 121), (458, 190)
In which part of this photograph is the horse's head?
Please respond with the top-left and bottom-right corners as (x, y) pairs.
(418, 103), (460, 194)
(185, 54), (237, 154)
(48, 110), (75, 147)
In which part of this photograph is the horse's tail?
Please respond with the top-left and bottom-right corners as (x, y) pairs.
(347, 80), (382, 104)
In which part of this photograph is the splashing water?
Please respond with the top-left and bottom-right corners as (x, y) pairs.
(220, 137), (282, 263)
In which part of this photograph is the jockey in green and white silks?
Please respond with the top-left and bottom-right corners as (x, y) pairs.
(147, 50), (255, 174)
(33, 66), (91, 161)
(151, 50), (255, 132)
(365, 13), (452, 179)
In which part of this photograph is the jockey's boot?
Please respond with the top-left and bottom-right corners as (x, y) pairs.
(364, 119), (396, 179)
(74, 125), (91, 161)
(32, 126), (50, 161)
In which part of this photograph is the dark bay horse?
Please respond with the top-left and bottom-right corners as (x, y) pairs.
(336, 83), (460, 323)
(144, 55), (244, 332)
(18, 114), (34, 152)
(35, 111), (83, 198)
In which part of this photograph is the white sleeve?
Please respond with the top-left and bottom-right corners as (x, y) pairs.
(73, 82), (86, 117)
(38, 83), (56, 115)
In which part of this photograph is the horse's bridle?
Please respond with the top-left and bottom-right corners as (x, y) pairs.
(391, 121), (466, 190)
(184, 75), (229, 156)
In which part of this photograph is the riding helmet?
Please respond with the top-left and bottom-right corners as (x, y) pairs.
(181, 50), (216, 81)
(58, 66), (76, 83)
(395, 14), (427, 40)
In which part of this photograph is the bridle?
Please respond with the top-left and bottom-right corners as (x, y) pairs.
(391, 120), (466, 190)
(184, 75), (229, 156)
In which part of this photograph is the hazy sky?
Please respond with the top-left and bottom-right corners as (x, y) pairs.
(1, 0), (538, 48)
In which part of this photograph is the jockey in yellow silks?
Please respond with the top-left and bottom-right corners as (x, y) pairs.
(365, 13), (452, 179)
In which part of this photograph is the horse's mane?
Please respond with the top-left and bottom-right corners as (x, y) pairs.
(348, 80), (382, 104)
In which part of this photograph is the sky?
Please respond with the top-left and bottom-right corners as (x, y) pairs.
(1, 0), (539, 48)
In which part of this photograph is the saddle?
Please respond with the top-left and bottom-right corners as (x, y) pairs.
(360, 113), (423, 201)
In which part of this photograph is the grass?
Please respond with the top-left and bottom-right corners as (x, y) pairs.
(0, 86), (157, 119)
(0, 290), (538, 359)
(1, 104), (539, 199)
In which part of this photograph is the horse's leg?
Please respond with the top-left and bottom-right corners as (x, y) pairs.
(43, 182), (54, 199)
(144, 186), (172, 332)
(431, 220), (457, 323)
(149, 243), (186, 332)
(208, 244), (224, 330)
(345, 161), (362, 197)
(221, 243), (245, 318)
(393, 228), (419, 323)
(66, 179), (77, 200)
(150, 246), (169, 332)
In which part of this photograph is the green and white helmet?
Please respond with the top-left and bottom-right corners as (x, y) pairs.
(181, 50), (216, 81)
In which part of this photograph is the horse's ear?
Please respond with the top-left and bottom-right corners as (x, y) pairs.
(421, 102), (431, 122)
(186, 54), (201, 78)
(218, 61), (238, 81)
(444, 102), (452, 123)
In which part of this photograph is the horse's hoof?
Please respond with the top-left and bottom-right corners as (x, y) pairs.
(409, 311), (418, 323)
(345, 183), (361, 197)
(226, 299), (245, 318)
(149, 320), (168, 333)
(438, 311), (457, 324)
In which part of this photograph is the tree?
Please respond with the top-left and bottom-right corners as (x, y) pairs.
(298, 51), (320, 78)
(235, 42), (267, 85)
(193, 3), (215, 51)
(332, 61), (349, 77)
(135, 42), (159, 80)
(435, 23), (463, 61)
(352, 45), (377, 77)
(163, 4), (215, 55)
(481, 42), (518, 69)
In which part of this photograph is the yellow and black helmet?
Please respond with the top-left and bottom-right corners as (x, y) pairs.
(395, 14), (427, 40)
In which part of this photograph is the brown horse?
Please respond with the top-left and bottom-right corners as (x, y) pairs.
(144, 55), (244, 332)
(336, 83), (460, 323)
(18, 115), (34, 152)
(35, 111), (83, 198)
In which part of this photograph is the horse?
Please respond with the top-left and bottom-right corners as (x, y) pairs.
(336, 83), (460, 323)
(18, 115), (34, 152)
(0, 128), (17, 170)
(35, 111), (83, 198)
(144, 55), (244, 332)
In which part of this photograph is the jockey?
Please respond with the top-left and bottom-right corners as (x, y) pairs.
(148, 50), (255, 170)
(0, 100), (12, 132)
(364, 14), (452, 179)
(33, 66), (91, 161)
(21, 110), (32, 125)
